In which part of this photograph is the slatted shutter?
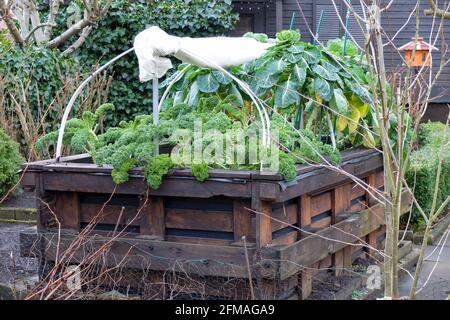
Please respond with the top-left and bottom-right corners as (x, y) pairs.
(314, 0), (342, 44)
(347, 2), (366, 47)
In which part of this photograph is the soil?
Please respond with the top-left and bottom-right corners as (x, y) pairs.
(307, 258), (374, 300)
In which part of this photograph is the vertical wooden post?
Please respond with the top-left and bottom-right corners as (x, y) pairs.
(332, 184), (351, 276)
(298, 194), (311, 239)
(139, 195), (165, 240)
(366, 174), (378, 259)
(299, 262), (318, 300)
(255, 200), (272, 248)
(297, 193), (315, 299)
(252, 183), (272, 248)
(232, 199), (254, 245)
(55, 192), (80, 231)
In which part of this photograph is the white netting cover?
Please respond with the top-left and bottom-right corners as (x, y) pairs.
(133, 26), (271, 81)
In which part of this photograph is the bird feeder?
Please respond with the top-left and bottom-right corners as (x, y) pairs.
(399, 36), (438, 67)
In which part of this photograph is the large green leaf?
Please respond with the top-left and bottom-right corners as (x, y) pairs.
(257, 72), (280, 88)
(274, 76), (299, 107)
(229, 84), (244, 106)
(303, 47), (322, 64)
(287, 44), (305, 54)
(286, 53), (302, 64)
(186, 82), (199, 107)
(314, 77), (331, 101)
(312, 64), (339, 81)
(345, 79), (373, 104)
(266, 58), (288, 74)
(292, 63), (307, 87)
(330, 88), (349, 114)
(197, 73), (220, 93)
(212, 70), (232, 85)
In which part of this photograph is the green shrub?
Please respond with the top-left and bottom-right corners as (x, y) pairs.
(418, 121), (450, 147)
(0, 44), (77, 127)
(0, 129), (23, 197)
(51, 0), (238, 126)
(406, 122), (450, 228)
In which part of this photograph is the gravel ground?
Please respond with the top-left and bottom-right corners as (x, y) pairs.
(0, 222), (38, 284)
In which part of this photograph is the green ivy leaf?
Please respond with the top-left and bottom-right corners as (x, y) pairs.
(197, 73), (220, 93)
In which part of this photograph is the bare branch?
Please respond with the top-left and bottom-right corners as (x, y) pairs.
(24, 22), (56, 43)
(0, 0), (25, 45)
(47, 17), (91, 49)
(61, 25), (92, 56)
(425, 0), (450, 18)
(43, 0), (61, 41)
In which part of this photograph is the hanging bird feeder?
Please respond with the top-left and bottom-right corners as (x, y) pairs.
(398, 36), (438, 67)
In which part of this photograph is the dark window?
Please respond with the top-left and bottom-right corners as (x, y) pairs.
(231, 1), (267, 36)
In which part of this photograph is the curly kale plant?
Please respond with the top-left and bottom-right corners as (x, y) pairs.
(36, 103), (115, 155)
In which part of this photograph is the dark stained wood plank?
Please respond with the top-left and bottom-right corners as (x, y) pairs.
(311, 191), (332, 217)
(299, 194), (311, 239)
(233, 199), (254, 243)
(332, 184), (351, 276)
(55, 192), (80, 230)
(274, 152), (383, 202)
(165, 208), (233, 232)
(310, 216), (331, 229)
(256, 201), (272, 248)
(164, 235), (232, 246)
(270, 231), (297, 246)
(80, 203), (139, 226)
(139, 196), (165, 240)
(272, 190), (412, 280)
(271, 203), (297, 232)
(42, 232), (258, 278)
(300, 262), (318, 300)
(351, 182), (367, 200)
(42, 172), (253, 198)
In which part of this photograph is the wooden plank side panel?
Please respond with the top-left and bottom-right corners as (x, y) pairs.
(256, 201), (272, 248)
(233, 199), (255, 243)
(43, 172), (252, 198)
(332, 184), (351, 276)
(42, 233), (255, 278)
(271, 203), (297, 232)
(80, 204), (139, 226)
(165, 208), (233, 232)
(55, 192), (80, 230)
(310, 191), (332, 217)
(139, 196), (165, 239)
(299, 194), (311, 239)
(274, 191), (411, 280)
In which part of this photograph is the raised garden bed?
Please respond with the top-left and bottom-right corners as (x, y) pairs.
(17, 148), (412, 300)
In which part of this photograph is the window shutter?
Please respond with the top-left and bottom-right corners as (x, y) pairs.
(346, 3), (366, 47)
(314, 1), (342, 44)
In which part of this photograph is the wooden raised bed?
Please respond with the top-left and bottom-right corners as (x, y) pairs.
(21, 149), (407, 299)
